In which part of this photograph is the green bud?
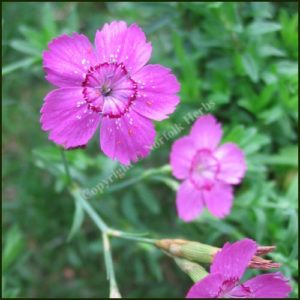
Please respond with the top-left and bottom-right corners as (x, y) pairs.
(155, 239), (219, 264)
(174, 257), (208, 282)
(180, 241), (219, 264)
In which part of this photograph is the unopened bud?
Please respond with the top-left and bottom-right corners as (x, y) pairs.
(155, 239), (219, 264)
(174, 257), (208, 282)
(156, 239), (281, 270)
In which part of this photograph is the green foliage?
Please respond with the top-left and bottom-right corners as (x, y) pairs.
(2, 2), (298, 298)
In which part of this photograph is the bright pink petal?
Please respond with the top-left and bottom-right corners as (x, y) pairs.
(215, 143), (247, 185)
(186, 273), (224, 298)
(231, 273), (292, 298)
(95, 21), (152, 74)
(131, 65), (180, 121)
(100, 110), (155, 165)
(170, 136), (197, 180)
(43, 33), (97, 87)
(40, 88), (100, 148)
(190, 115), (223, 150)
(202, 182), (233, 218)
(211, 239), (257, 281)
(176, 180), (204, 222)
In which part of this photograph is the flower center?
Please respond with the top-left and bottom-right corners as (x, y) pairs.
(101, 85), (112, 97)
(190, 149), (220, 190)
(81, 62), (138, 118)
(217, 278), (240, 298)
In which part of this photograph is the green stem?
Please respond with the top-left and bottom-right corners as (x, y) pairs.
(60, 148), (72, 186)
(71, 188), (109, 233)
(102, 233), (121, 298)
(70, 187), (157, 244)
(61, 149), (157, 244)
(105, 164), (172, 194)
(60, 150), (163, 298)
(107, 229), (156, 244)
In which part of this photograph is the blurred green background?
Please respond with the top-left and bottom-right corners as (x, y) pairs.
(2, 2), (298, 298)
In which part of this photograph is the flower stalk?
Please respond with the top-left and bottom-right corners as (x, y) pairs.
(102, 233), (122, 298)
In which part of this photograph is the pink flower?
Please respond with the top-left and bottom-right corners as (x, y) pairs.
(41, 21), (180, 165)
(170, 115), (246, 221)
(186, 239), (291, 298)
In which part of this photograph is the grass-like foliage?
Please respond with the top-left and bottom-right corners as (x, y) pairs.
(2, 2), (298, 298)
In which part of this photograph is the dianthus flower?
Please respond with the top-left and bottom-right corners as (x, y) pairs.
(41, 21), (180, 165)
(186, 239), (291, 298)
(170, 115), (246, 221)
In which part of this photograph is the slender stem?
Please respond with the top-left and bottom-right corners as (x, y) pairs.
(60, 148), (72, 185)
(102, 233), (121, 298)
(105, 164), (172, 194)
(60, 150), (157, 298)
(71, 188), (109, 233)
(60, 149), (109, 233)
(108, 229), (156, 244)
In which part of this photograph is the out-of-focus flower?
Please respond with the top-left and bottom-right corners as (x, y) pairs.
(170, 114), (246, 221)
(186, 239), (291, 298)
(41, 21), (180, 165)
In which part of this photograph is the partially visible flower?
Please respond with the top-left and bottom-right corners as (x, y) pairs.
(186, 239), (291, 299)
(170, 114), (246, 221)
(41, 21), (180, 165)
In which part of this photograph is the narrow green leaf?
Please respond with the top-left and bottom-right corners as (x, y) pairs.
(41, 3), (57, 40)
(151, 175), (179, 191)
(241, 53), (259, 82)
(247, 21), (281, 36)
(264, 146), (298, 167)
(2, 57), (38, 76)
(2, 227), (24, 273)
(135, 183), (160, 215)
(10, 40), (40, 56)
(67, 196), (85, 241)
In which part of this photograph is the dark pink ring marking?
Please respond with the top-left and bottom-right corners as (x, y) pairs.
(81, 62), (138, 118)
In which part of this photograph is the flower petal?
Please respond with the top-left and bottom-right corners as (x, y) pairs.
(190, 115), (223, 150)
(43, 33), (97, 87)
(186, 273), (224, 298)
(215, 143), (247, 185)
(202, 181), (233, 218)
(95, 21), (152, 74)
(170, 136), (197, 180)
(40, 88), (100, 148)
(231, 273), (292, 298)
(100, 110), (155, 165)
(132, 65), (180, 121)
(176, 180), (204, 222)
(211, 239), (257, 281)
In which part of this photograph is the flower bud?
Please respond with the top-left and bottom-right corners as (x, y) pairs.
(155, 239), (219, 264)
(174, 257), (208, 282)
(155, 239), (281, 270)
